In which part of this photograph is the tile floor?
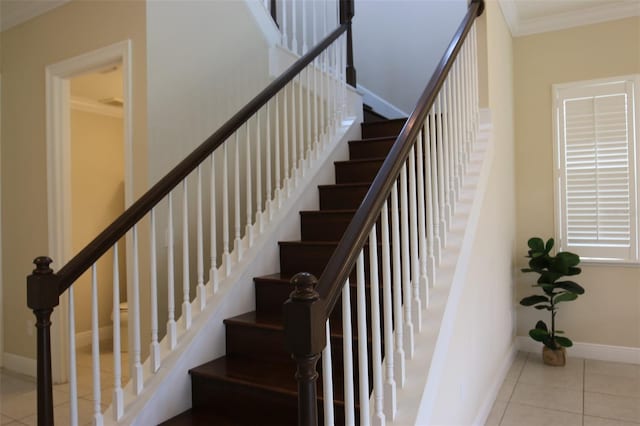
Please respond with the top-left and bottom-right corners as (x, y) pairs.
(487, 352), (640, 426)
(0, 344), (128, 425)
(0, 349), (638, 425)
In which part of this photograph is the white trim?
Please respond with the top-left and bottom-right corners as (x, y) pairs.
(3, 352), (37, 377)
(0, 0), (71, 32)
(244, 0), (281, 47)
(497, 0), (519, 37)
(45, 40), (133, 383)
(0, 73), (3, 367)
(356, 84), (409, 120)
(75, 325), (114, 348)
(473, 344), (518, 426)
(516, 336), (640, 365)
(70, 96), (123, 119)
(498, 0), (640, 37)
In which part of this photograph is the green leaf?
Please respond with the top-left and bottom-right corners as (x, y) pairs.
(545, 238), (555, 253)
(535, 321), (548, 332)
(555, 336), (573, 347)
(556, 281), (585, 295)
(555, 330), (565, 334)
(535, 305), (552, 310)
(529, 328), (549, 342)
(520, 295), (549, 306)
(557, 251), (580, 267)
(528, 237), (545, 252)
(567, 266), (582, 276)
(554, 292), (578, 303)
(521, 268), (534, 273)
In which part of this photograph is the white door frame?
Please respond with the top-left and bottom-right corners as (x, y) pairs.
(0, 73), (4, 368)
(45, 40), (133, 383)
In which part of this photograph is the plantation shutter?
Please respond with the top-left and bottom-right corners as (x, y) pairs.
(554, 78), (639, 262)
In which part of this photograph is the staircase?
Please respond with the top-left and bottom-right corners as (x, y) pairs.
(162, 117), (406, 425)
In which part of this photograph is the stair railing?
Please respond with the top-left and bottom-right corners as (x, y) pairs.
(283, 1), (485, 425)
(27, 2), (355, 424)
(263, 0), (356, 85)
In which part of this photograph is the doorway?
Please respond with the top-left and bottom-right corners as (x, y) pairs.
(45, 41), (133, 384)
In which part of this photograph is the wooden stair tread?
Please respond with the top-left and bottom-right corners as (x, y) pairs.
(190, 356), (298, 395)
(317, 182), (371, 189)
(334, 156), (386, 165)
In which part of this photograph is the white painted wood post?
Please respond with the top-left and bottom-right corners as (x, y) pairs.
(167, 193), (177, 349)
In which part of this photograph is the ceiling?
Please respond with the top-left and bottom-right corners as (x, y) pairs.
(498, 0), (640, 36)
(0, 0), (70, 32)
(1, 0), (639, 36)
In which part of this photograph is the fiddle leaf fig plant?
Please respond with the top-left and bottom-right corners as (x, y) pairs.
(520, 237), (584, 350)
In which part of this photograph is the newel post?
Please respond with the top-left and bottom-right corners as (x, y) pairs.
(283, 273), (326, 426)
(27, 256), (60, 426)
(339, 0), (357, 86)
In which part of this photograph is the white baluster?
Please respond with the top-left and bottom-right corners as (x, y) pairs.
(408, 148), (422, 331)
(435, 95), (447, 248)
(291, 0), (298, 54)
(68, 288), (78, 426)
(91, 264), (104, 426)
(256, 112), (263, 234)
(210, 153), (219, 294)
(456, 61), (468, 176)
(342, 279), (356, 425)
(306, 67), (312, 163)
(415, 131), (431, 308)
(150, 210), (161, 373)
(266, 103), (273, 221)
(284, 85), (291, 196)
(246, 123), (254, 245)
(380, 202), (397, 419)
(390, 185), (406, 386)
(445, 77), (459, 206)
(112, 244), (124, 420)
(275, 94), (282, 207)
(167, 193), (177, 349)
(132, 225), (143, 394)
(222, 143), (232, 276)
(399, 165), (414, 357)
(440, 88), (453, 227)
(322, 320), (335, 426)
(368, 226), (385, 426)
(356, 252), (371, 426)
(424, 122), (437, 287)
(182, 180), (192, 330)
(298, 73), (304, 177)
(235, 132), (243, 260)
(301, 0), (307, 53)
(429, 110), (442, 265)
(196, 167), (206, 312)
(282, 0), (288, 48)
(291, 79), (298, 185)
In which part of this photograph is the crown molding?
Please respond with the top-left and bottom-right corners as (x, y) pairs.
(498, 0), (640, 37)
(1, 0), (70, 32)
(70, 96), (123, 119)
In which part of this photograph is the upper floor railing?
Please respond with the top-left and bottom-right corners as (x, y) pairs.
(282, 0), (485, 424)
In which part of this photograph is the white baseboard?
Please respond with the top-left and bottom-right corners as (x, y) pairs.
(356, 84), (409, 119)
(75, 325), (114, 348)
(3, 352), (36, 377)
(473, 343), (517, 426)
(516, 336), (640, 365)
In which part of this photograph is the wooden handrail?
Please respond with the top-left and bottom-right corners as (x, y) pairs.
(55, 23), (348, 293)
(315, 0), (483, 318)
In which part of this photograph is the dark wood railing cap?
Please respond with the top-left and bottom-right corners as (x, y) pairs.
(290, 272), (319, 302)
(32, 257), (53, 275)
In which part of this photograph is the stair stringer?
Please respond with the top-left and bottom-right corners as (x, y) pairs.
(372, 110), (495, 425)
(108, 90), (364, 426)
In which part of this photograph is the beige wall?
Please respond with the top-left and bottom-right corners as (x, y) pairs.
(514, 17), (640, 348)
(430, 2), (517, 423)
(70, 109), (125, 334)
(1, 0), (147, 360)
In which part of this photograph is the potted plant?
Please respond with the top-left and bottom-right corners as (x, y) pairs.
(520, 237), (584, 366)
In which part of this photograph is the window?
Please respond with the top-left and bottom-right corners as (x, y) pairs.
(553, 75), (639, 263)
